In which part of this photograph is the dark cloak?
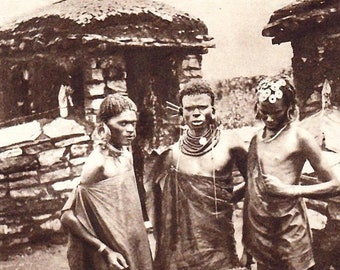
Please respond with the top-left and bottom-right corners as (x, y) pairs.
(153, 166), (241, 270)
(63, 168), (153, 270)
(242, 136), (314, 270)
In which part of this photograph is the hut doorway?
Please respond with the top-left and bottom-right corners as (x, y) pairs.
(0, 57), (85, 127)
(125, 50), (180, 221)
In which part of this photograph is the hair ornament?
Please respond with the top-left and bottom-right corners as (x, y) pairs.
(268, 95), (277, 104)
(92, 122), (111, 146)
(257, 78), (286, 104)
(275, 89), (283, 99)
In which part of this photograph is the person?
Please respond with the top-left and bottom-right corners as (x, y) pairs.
(147, 80), (248, 270)
(242, 76), (340, 270)
(60, 94), (153, 270)
(58, 75), (74, 118)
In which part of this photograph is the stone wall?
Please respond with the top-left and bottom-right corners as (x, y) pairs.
(0, 51), (204, 253)
(83, 54), (128, 123)
(0, 118), (91, 253)
(179, 54), (203, 88)
(78, 52), (202, 123)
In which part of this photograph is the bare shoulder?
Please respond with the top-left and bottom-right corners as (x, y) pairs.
(218, 129), (248, 168)
(83, 146), (105, 170)
(294, 123), (315, 142)
(160, 144), (175, 166)
(286, 122), (320, 154)
(79, 146), (107, 183)
(90, 145), (106, 159)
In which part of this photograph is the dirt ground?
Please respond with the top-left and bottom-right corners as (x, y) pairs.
(2, 205), (335, 270)
(0, 207), (249, 270)
(0, 243), (69, 270)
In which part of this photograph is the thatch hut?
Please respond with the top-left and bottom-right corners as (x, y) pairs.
(0, 0), (213, 252)
(262, 0), (340, 117)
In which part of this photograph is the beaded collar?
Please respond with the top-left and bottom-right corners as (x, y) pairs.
(180, 127), (220, 156)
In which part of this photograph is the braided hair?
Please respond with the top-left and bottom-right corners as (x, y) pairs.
(98, 93), (137, 124)
(93, 94), (137, 147)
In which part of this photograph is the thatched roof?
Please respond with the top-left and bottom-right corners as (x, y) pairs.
(0, 0), (213, 56)
(263, 0), (340, 44)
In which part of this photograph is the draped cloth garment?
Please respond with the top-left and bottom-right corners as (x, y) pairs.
(153, 167), (240, 270)
(242, 137), (315, 270)
(62, 167), (153, 270)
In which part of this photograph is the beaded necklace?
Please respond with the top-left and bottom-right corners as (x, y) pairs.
(176, 125), (220, 218)
(260, 122), (289, 143)
(99, 141), (124, 158)
(180, 127), (220, 156)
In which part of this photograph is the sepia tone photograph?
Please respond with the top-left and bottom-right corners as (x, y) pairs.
(0, 0), (339, 269)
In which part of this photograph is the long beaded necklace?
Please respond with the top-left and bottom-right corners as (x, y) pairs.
(176, 126), (220, 219)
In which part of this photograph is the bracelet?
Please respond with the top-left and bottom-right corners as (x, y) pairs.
(97, 243), (106, 253)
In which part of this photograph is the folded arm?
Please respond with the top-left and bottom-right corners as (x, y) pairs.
(264, 128), (340, 198)
(61, 210), (128, 269)
(263, 174), (340, 197)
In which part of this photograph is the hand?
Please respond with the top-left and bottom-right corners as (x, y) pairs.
(240, 249), (253, 269)
(230, 182), (245, 203)
(262, 174), (290, 196)
(103, 248), (129, 270)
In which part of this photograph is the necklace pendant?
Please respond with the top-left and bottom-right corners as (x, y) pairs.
(199, 137), (207, 145)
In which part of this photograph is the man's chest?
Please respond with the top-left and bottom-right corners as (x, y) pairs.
(102, 155), (133, 178)
(173, 149), (233, 176)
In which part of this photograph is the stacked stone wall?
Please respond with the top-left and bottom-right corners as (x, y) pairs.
(0, 51), (205, 253)
(83, 54), (128, 123)
(179, 54), (203, 89)
(0, 118), (91, 253)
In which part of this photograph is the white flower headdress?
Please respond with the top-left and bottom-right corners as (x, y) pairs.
(257, 78), (286, 104)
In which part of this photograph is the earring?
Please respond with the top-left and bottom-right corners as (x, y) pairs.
(286, 107), (294, 120)
(254, 103), (261, 120)
(93, 122), (111, 146)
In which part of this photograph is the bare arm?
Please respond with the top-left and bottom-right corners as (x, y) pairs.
(61, 149), (128, 269)
(263, 128), (340, 197)
(300, 128), (336, 183)
(230, 133), (248, 203)
(263, 174), (340, 197)
(61, 210), (105, 250)
(60, 210), (128, 269)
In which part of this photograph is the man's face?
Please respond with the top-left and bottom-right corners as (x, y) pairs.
(106, 110), (137, 148)
(258, 99), (288, 131)
(181, 94), (214, 134)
